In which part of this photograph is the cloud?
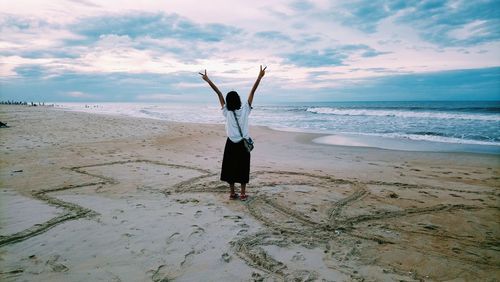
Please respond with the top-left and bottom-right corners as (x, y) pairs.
(72, 12), (241, 42)
(66, 0), (101, 8)
(337, 44), (391, 57)
(0, 13), (48, 30)
(64, 91), (98, 98)
(0, 13), (84, 46)
(254, 31), (293, 42)
(135, 93), (183, 101)
(330, 0), (500, 47)
(0, 56), (53, 77)
(12, 65), (47, 77)
(332, 66), (500, 101)
(361, 49), (391, 57)
(331, 0), (412, 33)
(285, 48), (347, 67)
(0, 70), (214, 102)
(395, 0), (500, 46)
(289, 0), (315, 11)
(275, 66), (500, 101)
(282, 44), (391, 68)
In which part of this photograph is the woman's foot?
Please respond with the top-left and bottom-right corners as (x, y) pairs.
(240, 194), (248, 201)
(229, 193), (239, 200)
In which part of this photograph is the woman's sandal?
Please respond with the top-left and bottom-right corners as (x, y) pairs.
(229, 193), (239, 200)
(240, 194), (248, 201)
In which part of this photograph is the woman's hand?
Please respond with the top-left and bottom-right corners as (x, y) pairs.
(198, 69), (209, 82)
(248, 65), (267, 106)
(198, 69), (225, 107)
(258, 65), (267, 79)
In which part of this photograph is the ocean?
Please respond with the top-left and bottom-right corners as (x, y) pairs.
(57, 101), (500, 154)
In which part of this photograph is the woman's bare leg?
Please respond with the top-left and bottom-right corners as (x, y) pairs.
(230, 183), (235, 195)
(240, 183), (246, 196)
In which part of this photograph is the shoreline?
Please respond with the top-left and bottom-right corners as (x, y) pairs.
(52, 103), (500, 156)
(1, 105), (499, 281)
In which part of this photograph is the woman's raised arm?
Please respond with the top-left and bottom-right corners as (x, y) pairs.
(199, 69), (225, 108)
(248, 65), (266, 106)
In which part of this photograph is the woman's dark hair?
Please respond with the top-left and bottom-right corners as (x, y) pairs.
(226, 91), (241, 111)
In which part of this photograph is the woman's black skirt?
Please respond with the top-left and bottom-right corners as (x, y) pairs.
(220, 138), (250, 184)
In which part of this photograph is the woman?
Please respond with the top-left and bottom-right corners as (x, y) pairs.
(199, 66), (266, 201)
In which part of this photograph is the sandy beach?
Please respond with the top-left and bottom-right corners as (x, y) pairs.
(0, 105), (499, 281)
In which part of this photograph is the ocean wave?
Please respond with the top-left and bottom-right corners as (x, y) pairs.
(139, 109), (166, 119)
(56, 102), (500, 148)
(306, 107), (500, 121)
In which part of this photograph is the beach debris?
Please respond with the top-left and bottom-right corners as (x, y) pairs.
(0, 121), (8, 128)
(12, 169), (23, 173)
(388, 192), (399, 198)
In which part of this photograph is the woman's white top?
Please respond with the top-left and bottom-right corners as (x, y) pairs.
(222, 102), (251, 143)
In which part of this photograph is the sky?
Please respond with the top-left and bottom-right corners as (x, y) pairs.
(0, 0), (499, 103)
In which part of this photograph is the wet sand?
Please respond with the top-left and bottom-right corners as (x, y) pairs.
(0, 105), (499, 281)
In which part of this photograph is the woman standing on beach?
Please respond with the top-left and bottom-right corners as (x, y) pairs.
(199, 66), (266, 201)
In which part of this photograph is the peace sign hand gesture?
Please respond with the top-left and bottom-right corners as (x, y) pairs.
(198, 69), (209, 82)
(258, 65), (267, 79)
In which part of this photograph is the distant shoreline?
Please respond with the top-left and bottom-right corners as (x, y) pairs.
(49, 102), (500, 155)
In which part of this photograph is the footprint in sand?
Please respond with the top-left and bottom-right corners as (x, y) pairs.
(291, 252), (306, 262)
(223, 215), (242, 222)
(194, 210), (203, 218)
(176, 198), (199, 204)
(221, 252), (232, 263)
(166, 232), (181, 245)
(422, 224), (439, 231)
(189, 225), (205, 237)
(237, 229), (248, 235)
(180, 250), (195, 266)
(150, 264), (180, 282)
(46, 254), (69, 272)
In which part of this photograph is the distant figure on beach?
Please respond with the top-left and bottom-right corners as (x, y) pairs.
(199, 66), (267, 201)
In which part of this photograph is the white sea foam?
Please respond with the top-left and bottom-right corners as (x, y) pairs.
(56, 102), (157, 119)
(56, 102), (225, 124)
(349, 132), (500, 146)
(55, 102), (500, 151)
(306, 107), (500, 121)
